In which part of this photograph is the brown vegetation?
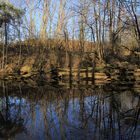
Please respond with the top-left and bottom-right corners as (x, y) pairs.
(0, 0), (140, 83)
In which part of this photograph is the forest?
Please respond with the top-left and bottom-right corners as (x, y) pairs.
(0, 0), (139, 83)
(0, 0), (140, 140)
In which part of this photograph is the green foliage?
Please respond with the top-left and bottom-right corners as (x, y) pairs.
(0, 2), (24, 25)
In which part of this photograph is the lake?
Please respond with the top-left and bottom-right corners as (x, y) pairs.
(0, 81), (139, 140)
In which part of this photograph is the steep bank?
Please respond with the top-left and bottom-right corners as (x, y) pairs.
(0, 45), (140, 86)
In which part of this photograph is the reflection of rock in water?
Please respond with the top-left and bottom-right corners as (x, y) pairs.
(110, 90), (140, 139)
(115, 91), (139, 113)
(113, 90), (139, 128)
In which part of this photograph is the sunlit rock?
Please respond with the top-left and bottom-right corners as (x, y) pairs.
(20, 65), (32, 77)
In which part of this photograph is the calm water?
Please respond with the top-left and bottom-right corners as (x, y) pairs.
(0, 81), (139, 140)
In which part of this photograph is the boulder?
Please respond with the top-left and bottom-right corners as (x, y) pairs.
(20, 65), (32, 77)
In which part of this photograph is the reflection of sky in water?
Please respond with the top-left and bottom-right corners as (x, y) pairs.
(0, 87), (139, 140)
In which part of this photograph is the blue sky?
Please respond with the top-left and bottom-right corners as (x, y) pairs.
(1, 0), (140, 42)
(4, 0), (81, 39)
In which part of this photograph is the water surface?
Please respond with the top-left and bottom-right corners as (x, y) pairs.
(0, 81), (139, 140)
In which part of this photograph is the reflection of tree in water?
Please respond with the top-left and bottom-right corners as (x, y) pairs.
(0, 83), (27, 139)
(0, 82), (139, 140)
(112, 90), (140, 140)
